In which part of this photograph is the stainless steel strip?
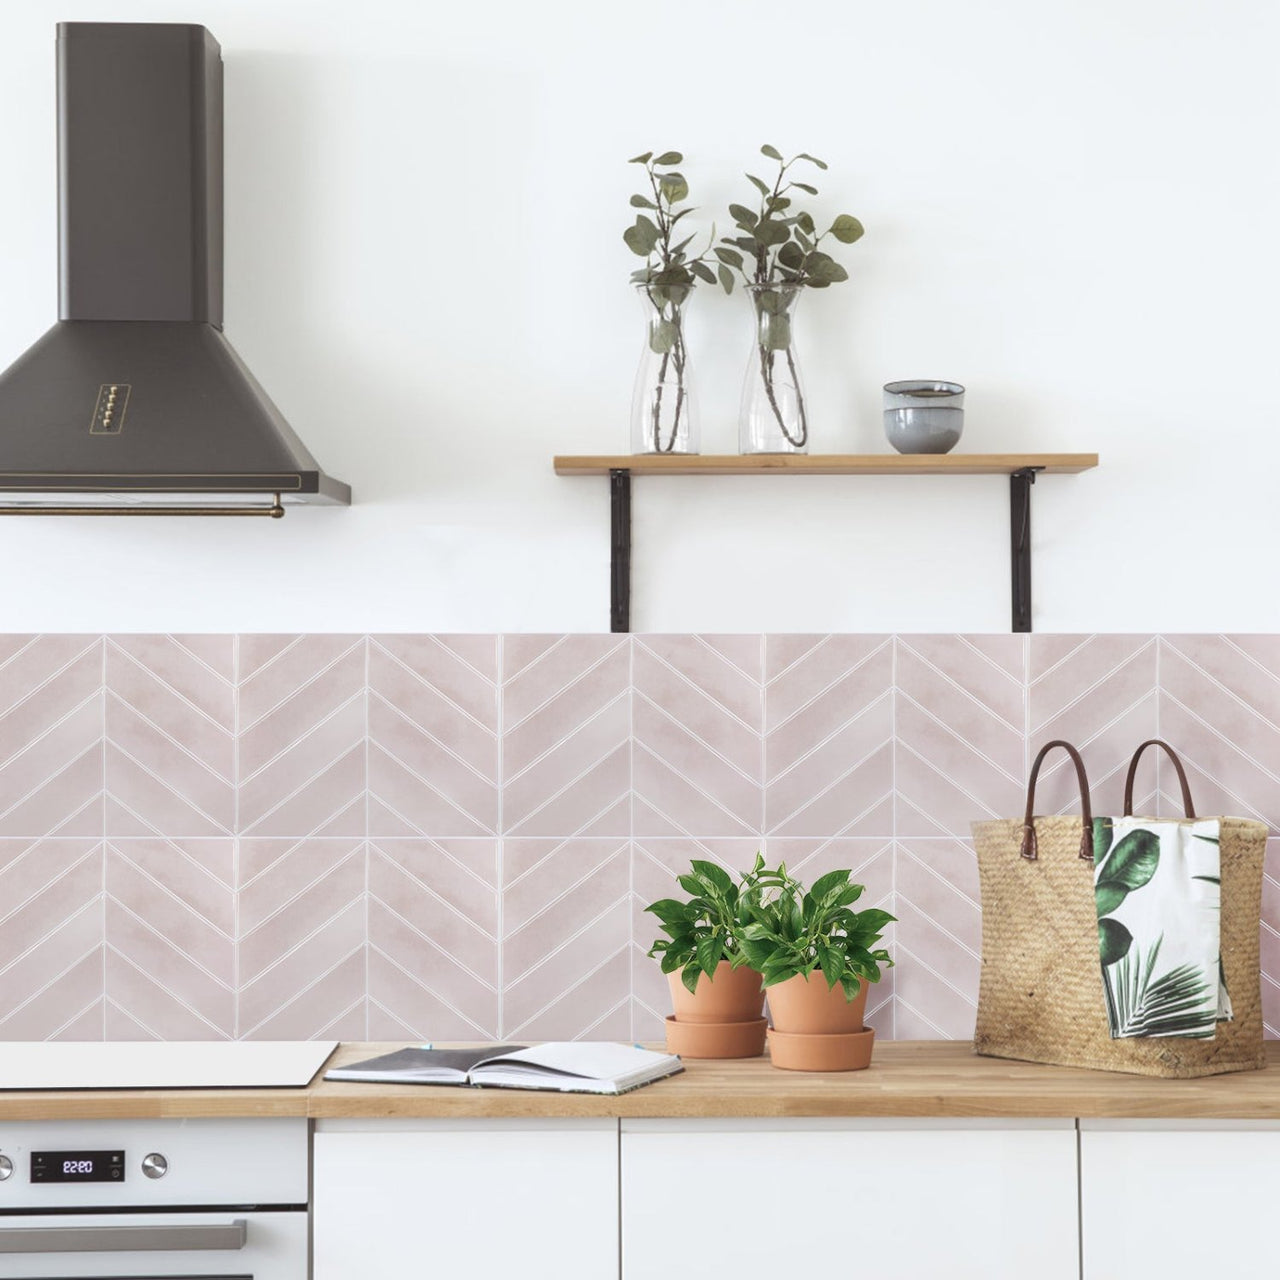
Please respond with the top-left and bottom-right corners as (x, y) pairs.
(0, 495), (284, 518)
(0, 1219), (247, 1253)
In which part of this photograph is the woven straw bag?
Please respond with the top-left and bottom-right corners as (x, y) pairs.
(972, 739), (1266, 1078)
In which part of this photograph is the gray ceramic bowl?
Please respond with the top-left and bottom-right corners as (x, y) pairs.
(883, 380), (965, 454)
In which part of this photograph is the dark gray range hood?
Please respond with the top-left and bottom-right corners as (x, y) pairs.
(0, 23), (350, 514)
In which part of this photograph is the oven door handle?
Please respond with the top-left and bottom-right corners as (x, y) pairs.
(0, 1219), (247, 1253)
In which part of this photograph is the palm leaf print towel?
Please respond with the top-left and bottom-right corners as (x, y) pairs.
(1092, 817), (1228, 1039)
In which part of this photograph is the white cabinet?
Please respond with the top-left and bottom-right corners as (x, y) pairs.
(621, 1118), (1079, 1280)
(1081, 1120), (1280, 1279)
(313, 1118), (618, 1280)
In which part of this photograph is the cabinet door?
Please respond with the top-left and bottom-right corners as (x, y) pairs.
(1081, 1120), (1280, 1279)
(623, 1118), (1078, 1280)
(314, 1118), (618, 1280)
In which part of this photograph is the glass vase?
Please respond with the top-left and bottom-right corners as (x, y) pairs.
(631, 281), (698, 454)
(739, 282), (808, 454)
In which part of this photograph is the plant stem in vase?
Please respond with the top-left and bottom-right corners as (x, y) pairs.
(716, 145), (865, 455)
(633, 281), (697, 454)
(622, 149), (717, 456)
(741, 282), (807, 453)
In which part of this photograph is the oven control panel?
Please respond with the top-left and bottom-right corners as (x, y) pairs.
(0, 1118), (308, 1208)
(31, 1149), (125, 1183)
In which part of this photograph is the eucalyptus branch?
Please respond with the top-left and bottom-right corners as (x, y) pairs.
(623, 150), (716, 451)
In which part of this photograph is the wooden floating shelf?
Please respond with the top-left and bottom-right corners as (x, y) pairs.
(554, 453), (1099, 477)
(556, 451), (1100, 633)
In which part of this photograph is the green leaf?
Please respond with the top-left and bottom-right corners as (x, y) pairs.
(653, 150), (683, 165)
(776, 241), (804, 271)
(690, 260), (715, 285)
(809, 869), (849, 903)
(1096, 829), (1160, 893)
(1095, 883), (1129, 917)
(628, 151), (653, 165)
(797, 212), (816, 235)
(756, 219), (790, 247)
(715, 246), (745, 268)
(623, 215), (660, 257)
(1192, 875), (1220, 884)
(681, 964), (703, 994)
(830, 214), (865, 244)
(746, 173), (771, 198)
(761, 143), (784, 161)
(806, 255), (848, 284)
(1098, 916), (1134, 966)
(658, 173), (689, 203)
(695, 933), (722, 974)
(728, 203), (758, 228)
(690, 859), (733, 895)
(791, 181), (818, 195)
(644, 898), (691, 925)
(797, 152), (828, 169)
(629, 194), (657, 209)
(1092, 817), (1114, 863)
(718, 264), (735, 294)
(648, 318), (677, 354)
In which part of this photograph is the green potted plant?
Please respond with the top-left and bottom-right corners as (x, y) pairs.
(738, 866), (894, 1071)
(645, 854), (786, 1058)
(716, 146), (865, 454)
(623, 150), (716, 456)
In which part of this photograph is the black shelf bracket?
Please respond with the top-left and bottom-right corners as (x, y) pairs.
(610, 468), (632, 633)
(602, 463), (1052, 634)
(1010, 467), (1043, 634)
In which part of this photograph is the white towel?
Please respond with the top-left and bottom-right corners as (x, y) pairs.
(1093, 816), (1228, 1039)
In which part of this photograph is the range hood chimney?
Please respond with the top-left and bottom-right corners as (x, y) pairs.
(0, 23), (350, 514)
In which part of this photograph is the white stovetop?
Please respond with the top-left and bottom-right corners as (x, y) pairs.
(0, 1040), (337, 1090)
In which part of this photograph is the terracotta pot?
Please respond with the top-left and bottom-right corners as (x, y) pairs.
(668, 962), (765, 1024)
(766, 973), (869, 1034)
(665, 1015), (767, 1059)
(768, 1026), (875, 1072)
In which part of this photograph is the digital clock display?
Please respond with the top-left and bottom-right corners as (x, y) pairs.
(31, 1150), (125, 1183)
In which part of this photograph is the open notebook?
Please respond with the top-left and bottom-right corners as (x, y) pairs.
(325, 1043), (683, 1095)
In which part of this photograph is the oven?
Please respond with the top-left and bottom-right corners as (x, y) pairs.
(0, 1117), (308, 1279)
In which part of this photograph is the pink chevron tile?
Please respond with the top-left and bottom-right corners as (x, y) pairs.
(1158, 643), (1280, 828)
(502, 636), (629, 837)
(0, 637), (102, 837)
(244, 951), (367, 1041)
(894, 841), (981, 1035)
(368, 636), (498, 837)
(0, 839), (103, 1038)
(104, 839), (234, 1038)
(631, 838), (765, 1030)
(237, 838), (366, 1037)
(1028, 635), (1157, 818)
(895, 698), (1024, 837)
(765, 636), (892, 837)
(506, 947), (632, 1041)
(897, 636), (1024, 777)
(502, 838), (630, 1037)
(237, 636), (365, 836)
(367, 838), (499, 1037)
(633, 636), (762, 838)
(105, 636), (235, 836)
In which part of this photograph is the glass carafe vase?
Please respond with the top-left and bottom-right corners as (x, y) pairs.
(739, 282), (808, 453)
(631, 281), (698, 454)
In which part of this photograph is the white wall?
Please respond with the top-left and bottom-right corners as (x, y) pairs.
(0, 0), (1274, 633)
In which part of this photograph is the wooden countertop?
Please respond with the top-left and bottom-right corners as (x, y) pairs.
(3, 1042), (1280, 1122)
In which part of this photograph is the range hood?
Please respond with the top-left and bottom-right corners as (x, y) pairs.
(0, 23), (350, 515)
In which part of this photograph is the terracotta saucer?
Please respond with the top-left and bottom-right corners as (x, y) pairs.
(664, 1015), (767, 1059)
(767, 1026), (875, 1072)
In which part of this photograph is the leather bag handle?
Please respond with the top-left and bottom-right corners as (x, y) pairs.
(1123, 738), (1196, 818)
(1021, 739), (1093, 862)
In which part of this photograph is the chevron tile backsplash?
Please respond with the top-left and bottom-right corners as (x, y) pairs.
(1, 634), (1277, 1043)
